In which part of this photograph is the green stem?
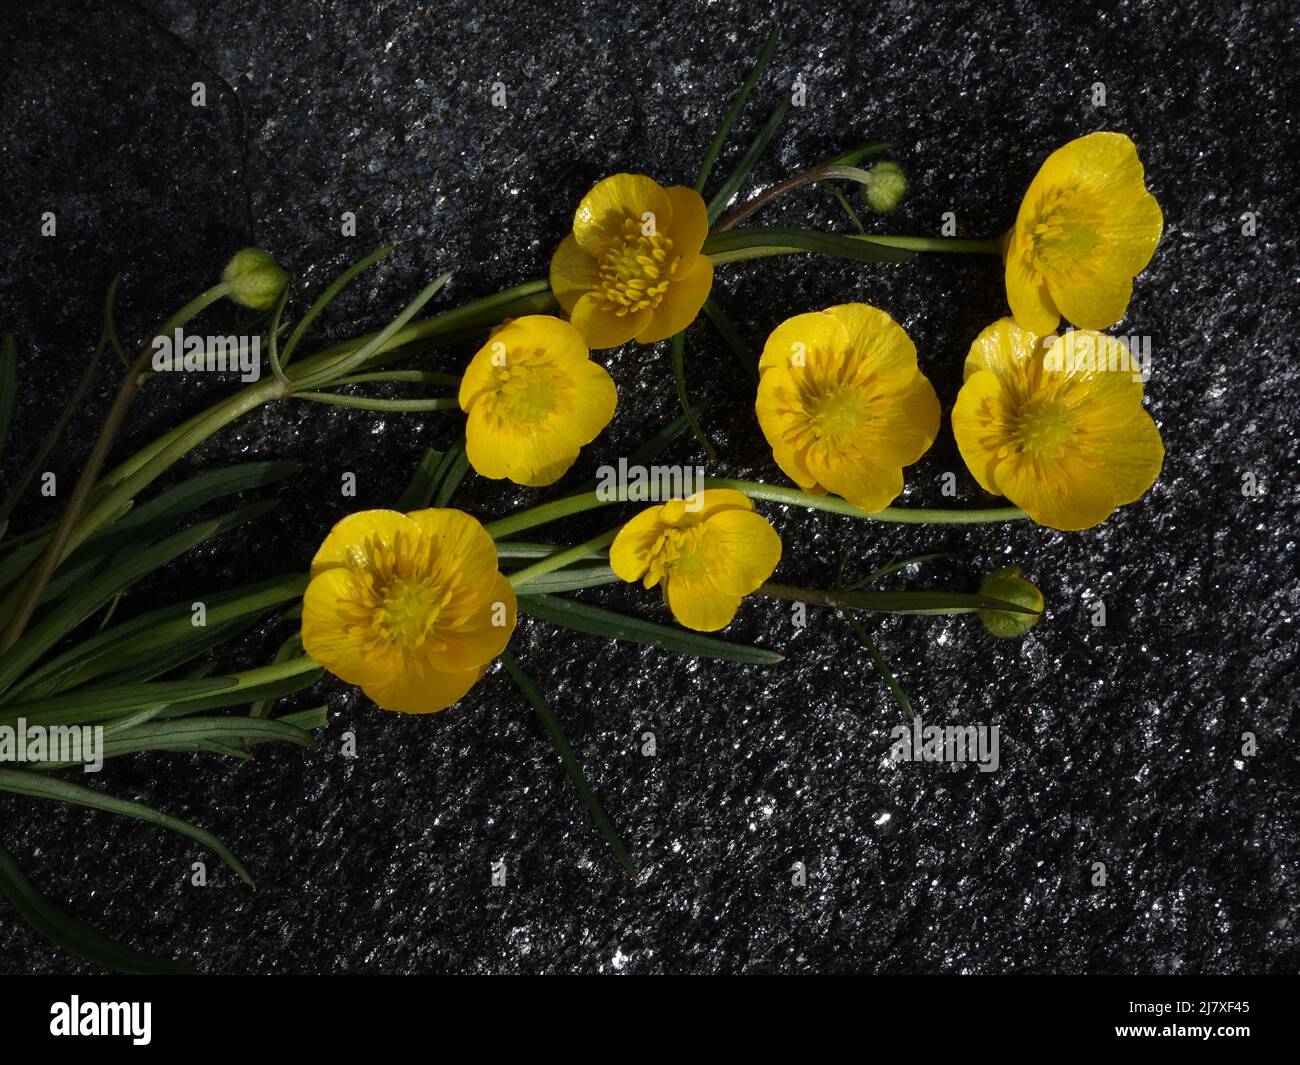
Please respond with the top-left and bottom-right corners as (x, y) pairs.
(855, 235), (1001, 255)
(703, 479), (1027, 523)
(330, 370), (462, 388)
(293, 392), (458, 413)
(95, 279), (552, 495)
(507, 528), (619, 590)
(0, 282), (233, 654)
(65, 376), (282, 557)
(707, 234), (1000, 264)
(484, 482), (1027, 540)
(756, 582), (842, 608)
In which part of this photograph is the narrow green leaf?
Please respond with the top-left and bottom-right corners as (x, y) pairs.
(249, 632), (304, 719)
(825, 142), (893, 167)
(841, 610), (915, 722)
(499, 652), (637, 880)
(670, 331), (717, 461)
(433, 447), (469, 507)
(12, 574), (307, 701)
(396, 448), (445, 511)
(0, 331), (104, 527)
(626, 401), (712, 469)
(293, 391), (457, 413)
(835, 588), (1041, 615)
(291, 271), (453, 390)
(518, 593), (783, 665)
(706, 97), (791, 225)
(90, 617), (263, 689)
(827, 184), (866, 233)
(267, 284), (292, 385)
(701, 297), (758, 385)
(279, 245), (394, 367)
(69, 460), (299, 566)
(0, 502), (279, 696)
(701, 227), (916, 265)
(0, 769), (253, 886)
(152, 666), (322, 720)
(0, 842), (195, 974)
(506, 564), (619, 596)
(847, 552), (949, 591)
(82, 715), (316, 760)
(102, 273), (130, 369)
(695, 25), (780, 194)
(258, 704), (328, 737)
(0, 676), (237, 728)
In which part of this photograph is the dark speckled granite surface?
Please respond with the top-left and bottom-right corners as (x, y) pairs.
(0, 0), (1295, 973)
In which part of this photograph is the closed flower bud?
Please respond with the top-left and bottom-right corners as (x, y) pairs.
(860, 161), (907, 214)
(978, 565), (1043, 638)
(222, 247), (287, 311)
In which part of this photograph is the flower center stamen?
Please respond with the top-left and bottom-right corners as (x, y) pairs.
(341, 532), (454, 650)
(596, 217), (681, 316)
(1012, 398), (1078, 457)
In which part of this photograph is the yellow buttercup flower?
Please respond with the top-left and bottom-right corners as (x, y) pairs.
(301, 508), (517, 714)
(1005, 131), (1163, 335)
(754, 304), (940, 512)
(951, 317), (1164, 531)
(549, 173), (713, 349)
(609, 490), (781, 632)
(459, 314), (616, 487)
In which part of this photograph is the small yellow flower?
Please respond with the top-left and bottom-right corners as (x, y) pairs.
(1005, 132), (1163, 335)
(951, 317), (1164, 531)
(609, 490), (781, 632)
(301, 508), (516, 714)
(459, 315), (616, 487)
(549, 173), (713, 348)
(754, 304), (940, 512)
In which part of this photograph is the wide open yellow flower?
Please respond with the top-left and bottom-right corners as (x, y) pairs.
(549, 173), (713, 348)
(951, 317), (1164, 531)
(459, 314), (616, 487)
(301, 508), (517, 714)
(754, 304), (940, 512)
(609, 489), (781, 632)
(1005, 132), (1163, 335)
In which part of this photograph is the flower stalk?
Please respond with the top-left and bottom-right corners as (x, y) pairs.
(483, 480), (1026, 541)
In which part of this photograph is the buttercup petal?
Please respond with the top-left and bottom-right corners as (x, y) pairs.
(806, 444), (905, 513)
(664, 184), (710, 270)
(609, 505), (668, 583)
(309, 510), (421, 577)
(1097, 408), (1164, 506)
(996, 451), (1118, 531)
(572, 173), (674, 256)
(405, 508), (500, 595)
(964, 317), (1044, 383)
(435, 571), (518, 668)
(361, 657), (488, 715)
(758, 312), (848, 374)
(1047, 269), (1135, 333)
(951, 369), (1013, 497)
(822, 303), (920, 393)
(636, 255), (713, 343)
(570, 292), (648, 349)
(698, 508), (782, 597)
(301, 568), (390, 685)
(548, 234), (600, 315)
(1005, 240), (1061, 335)
(663, 571), (743, 632)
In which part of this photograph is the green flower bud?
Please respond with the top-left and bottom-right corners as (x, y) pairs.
(859, 161), (907, 214)
(222, 247), (287, 311)
(978, 565), (1043, 638)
